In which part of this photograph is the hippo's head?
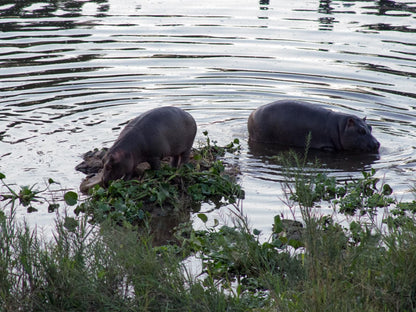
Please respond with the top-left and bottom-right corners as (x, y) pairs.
(101, 149), (135, 186)
(340, 117), (380, 153)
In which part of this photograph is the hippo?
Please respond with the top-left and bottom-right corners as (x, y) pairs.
(102, 106), (197, 185)
(247, 100), (380, 153)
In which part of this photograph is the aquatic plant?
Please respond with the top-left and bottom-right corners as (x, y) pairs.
(2, 143), (416, 311)
(280, 150), (395, 215)
(74, 133), (244, 231)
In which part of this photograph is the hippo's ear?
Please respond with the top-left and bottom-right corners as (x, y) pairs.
(112, 150), (125, 162)
(103, 155), (114, 170)
(363, 117), (367, 122)
(346, 118), (356, 129)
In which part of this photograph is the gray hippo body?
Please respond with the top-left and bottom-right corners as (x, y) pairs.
(102, 106), (197, 185)
(248, 100), (380, 153)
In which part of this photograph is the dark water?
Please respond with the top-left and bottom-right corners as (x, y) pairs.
(1, 0), (415, 233)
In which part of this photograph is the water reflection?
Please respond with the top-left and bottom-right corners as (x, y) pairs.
(259, 0), (270, 11)
(318, 0), (335, 31)
(314, 0), (416, 32)
(370, 0), (416, 16)
(363, 23), (416, 32)
(0, 0), (415, 235)
(248, 141), (380, 173)
(0, 0), (109, 18)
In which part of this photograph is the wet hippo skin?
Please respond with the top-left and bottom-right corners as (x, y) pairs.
(248, 100), (380, 153)
(102, 106), (197, 185)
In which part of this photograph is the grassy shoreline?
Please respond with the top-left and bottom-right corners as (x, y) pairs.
(1, 145), (416, 311)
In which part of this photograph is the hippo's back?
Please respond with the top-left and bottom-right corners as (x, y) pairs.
(248, 100), (332, 145)
(248, 100), (380, 153)
(119, 106), (197, 156)
(126, 106), (194, 130)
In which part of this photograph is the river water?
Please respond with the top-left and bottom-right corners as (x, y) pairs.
(1, 0), (415, 234)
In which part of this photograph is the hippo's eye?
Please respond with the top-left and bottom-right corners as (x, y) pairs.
(358, 127), (367, 135)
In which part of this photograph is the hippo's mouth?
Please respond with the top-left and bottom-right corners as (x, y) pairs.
(368, 141), (381, 153)
(359, 146), (380, 153)
(355, 139), (380, 154)
(366, 148), (380, 154)
(347, 143), (380, 154)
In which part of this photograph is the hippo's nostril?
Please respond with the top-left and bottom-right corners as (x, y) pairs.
(369, 140), (380, 152)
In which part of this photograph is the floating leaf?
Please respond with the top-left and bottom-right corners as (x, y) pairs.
(197, 213), (208, 223)
(64, 191), (78, 206)
(27, 206), (38, 213)
(383, 184), (393, 196)
(253, 228), (261, 236)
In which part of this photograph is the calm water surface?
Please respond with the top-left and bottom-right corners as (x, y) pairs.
(1, 0), (415, 234)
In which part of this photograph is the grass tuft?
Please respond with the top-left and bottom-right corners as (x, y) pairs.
(2, 143), (416, 311)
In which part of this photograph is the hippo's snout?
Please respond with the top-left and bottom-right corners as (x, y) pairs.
(367, 138), (380, 152)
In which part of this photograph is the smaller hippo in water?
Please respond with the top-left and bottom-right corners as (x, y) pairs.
(248, 100), (380, 153)
(102, 106), (197, 186)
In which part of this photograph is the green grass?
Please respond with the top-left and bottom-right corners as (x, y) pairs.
(1, 145), (416, 311)
(0, 207), (249, 311)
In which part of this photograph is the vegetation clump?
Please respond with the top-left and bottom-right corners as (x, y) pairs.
(280, 150), (395, 215)
(75, 160), (243, 225)
(2, 146), (416, 311)
(72, 132), (244, 245)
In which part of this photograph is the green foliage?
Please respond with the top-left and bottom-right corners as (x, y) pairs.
(282, 151), (395, 215)
(182, 205), (416, 311)
(290, 172), (345, 207)
(75, 162), (244, 227)
(279, 149), (343, 208)
(184, 218), (303, 302)
(64, 191), (78, 206)
(0, 175), (59, 213)
(385, 200), (416, 228)
(197, 130), (241, 162)
(275, 151), (416, 311)
(335, 169), (395, 215)
(0, 208), (247, 311)
(75, 135), (244, 227)
(3, 140), (416, 311)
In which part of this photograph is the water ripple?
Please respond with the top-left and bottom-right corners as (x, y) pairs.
(0, 0), (415, 232)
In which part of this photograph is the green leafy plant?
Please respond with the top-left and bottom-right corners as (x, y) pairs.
(75, 135), (244, 228)
(182, 213), (303, 299)
(335, 169), (395, 215)
(2, 161), (416, 311)
(0, 174), (64, 213)
(281, 151), (395, 215)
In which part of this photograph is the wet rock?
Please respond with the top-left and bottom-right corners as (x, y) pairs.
(75, 148), (107, 174)
(76, 148), (155, 194)
(278, 219), (304, 242)
(79, 171), (103, 194)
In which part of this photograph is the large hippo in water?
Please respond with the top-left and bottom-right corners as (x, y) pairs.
(248, 100), (380, 153)
(102, 106), (197, 185)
